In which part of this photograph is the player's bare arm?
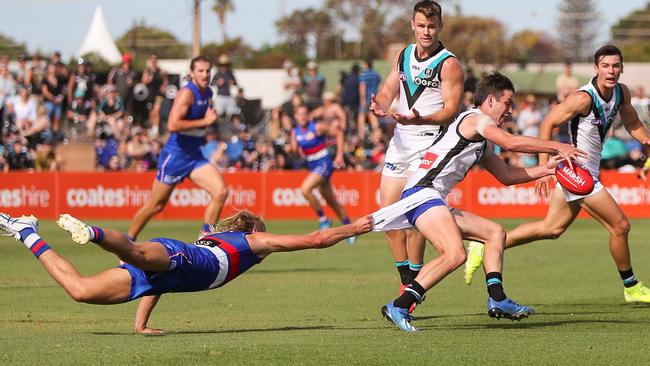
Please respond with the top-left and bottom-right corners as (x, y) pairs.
(481, 152), (562, 186)
(167, 88), (217, 132)
(391, 57), (464, 125)
(369, 54), (400, 117)
(248, 215), (373, 257)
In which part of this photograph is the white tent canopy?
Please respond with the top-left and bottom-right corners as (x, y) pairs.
(78, 5), (121, 64)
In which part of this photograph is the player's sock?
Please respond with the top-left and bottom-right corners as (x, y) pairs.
(619, 268), (638, 288)
(127, 234), (136, 242)
(18, 228), (51, 258)
(393, 281), (426, 309)
(396, 260), (410, 285)
(88, 226), (105, 244)
(316, 209), (326, 219)
(342, 218), (351, 225)
(201, 223), (211, 232)
(408, 261), (423, 283)
(486, 272), (506, 301)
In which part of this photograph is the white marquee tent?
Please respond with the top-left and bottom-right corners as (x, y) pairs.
(78, 5), (122, 64)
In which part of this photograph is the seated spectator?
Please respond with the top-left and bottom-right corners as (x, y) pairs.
(125, 126), (152, 170)
(67, 89), (95, 139)
(24, 105), (53, 149)
(0, 63), (16, 116)
(7, 139), (34, 170)
(34, 142), (61, 172)
(93, 85), (125, 139)
(1, 100), (18, 138)
(250, 140), (275, 171)
(13, 87), (37, 133)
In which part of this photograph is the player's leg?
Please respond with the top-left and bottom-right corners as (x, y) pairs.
(357, 111), (367, 139)
(300, 172), (331, 228)
(189, 162), (229, 233)
(382, 205), (464, 332)
(464, 188), (580, 285)
(581, 191), (650, 302)
(453, 208), (533, 319)
(379, 175), (409, 288)
(0, 213), (131, 304)
(57, 214), (171, 272)
(128, 180), (175, 240)
(507, 188), (581, 247)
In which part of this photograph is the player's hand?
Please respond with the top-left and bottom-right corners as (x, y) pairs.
(369, 95), (387, 117)
(203, 107), (218, 125)
(555, 143), (587, 169)
(545, 155), (563, 172)
(352, 215), (374, 235)
(535, 175), (556, 199)
(333, 155), (345, 169)
(390, 108), (421, 125)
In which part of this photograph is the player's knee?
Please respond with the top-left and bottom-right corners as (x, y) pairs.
(445, 248), (467, 269)
(214, 186), (228, 203)
(612, 219), (630, 237)
(300, 185), (313, 197)
(487, 225), (507, 248)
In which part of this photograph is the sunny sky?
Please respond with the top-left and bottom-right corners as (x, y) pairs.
(1, 0), (647, 59)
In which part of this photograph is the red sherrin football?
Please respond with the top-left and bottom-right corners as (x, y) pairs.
(555, 160), (594, 195)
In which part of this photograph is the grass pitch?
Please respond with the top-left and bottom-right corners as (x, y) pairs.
(1, 218), (650, 365)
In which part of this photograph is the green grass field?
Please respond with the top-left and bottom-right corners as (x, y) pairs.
(1, 218), (650, 365)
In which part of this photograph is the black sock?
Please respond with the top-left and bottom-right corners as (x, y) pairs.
(396, 261), (410, 285)
(486, 272), (507, 301)
(619, 268), (638, 288)
(407, 261), (423, 283)
(393, 281), (426, 309)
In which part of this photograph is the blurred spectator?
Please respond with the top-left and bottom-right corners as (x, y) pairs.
(0, 150), (8, 172)
(631, 86), (650, 128)
(340, 63), (360, 121)
(125, 126), (152, 170)
(41, 64), (65, 132)
(108, 53), (137, 119)
(211, 54), (238, 121)
(358, 59), (381, 138)
(516, 95), (542, 167)
(13, 87), (37, 133)
(250, 140), (275, 171)
(555, 61), (580, 102)
(27, 53), (45, 96)
(463, 67), (478, 93)
(34, 142), (60, 171)
(67, 89), (95, 138)
(141, 53), (168, 134)
(0, 64), (16, 116)
(24, 105), (52, 149)
(67, 58), (97, 106)
(49, 51), (69, 82)
(2, 100), (18, 138)
(459, 91), (474, 114)
(281, 60), (301, 104)
(7, 139), (34, 170)
(92, 85), (125, 139)
(303, 61), (324, 111)
(13, 54), (29, 89)
(311, 92), (347, 133)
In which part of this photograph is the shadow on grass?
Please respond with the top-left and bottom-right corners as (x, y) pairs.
(418, 318), (641, 331)
(93, 325), (336, 336)
(250, 268), (340, 274)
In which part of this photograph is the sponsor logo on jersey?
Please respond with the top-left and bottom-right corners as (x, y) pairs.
(384, 162), (397, 171)
(411, 65), (421, 71)
(419, 152), (439, 169)
(398, 72), (407, 81)
(413, 76), (439, 88)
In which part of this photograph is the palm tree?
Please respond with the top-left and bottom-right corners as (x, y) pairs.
(213, 0), (234, 43)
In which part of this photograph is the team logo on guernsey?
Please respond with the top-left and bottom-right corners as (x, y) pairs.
(419, 152), (439, 169)
(424, 68), (433, 78)
(398, 72), (407, 81)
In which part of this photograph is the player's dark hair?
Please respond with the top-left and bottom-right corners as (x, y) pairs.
(364, 59), (373, 69)
(215, 210), (266, 233)
(594, 45), (623, 65)
(473, 72), (515, 106)
(413, 1), (442, 22)
(190, 55), (212, 71)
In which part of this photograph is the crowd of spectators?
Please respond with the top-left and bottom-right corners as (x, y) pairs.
(1, 53), (648, 174)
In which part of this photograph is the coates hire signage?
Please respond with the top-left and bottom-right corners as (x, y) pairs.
(1, 171), (649, 219)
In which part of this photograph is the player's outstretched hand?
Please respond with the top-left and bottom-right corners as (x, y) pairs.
(535, 175), (555, 199)
(136, 326), (165, 335)
(556, 143), (587, 169)
(369, 95), (387, 117)
(204, 107), (218, 126)
(353, 215), (374, 235)
(390, 108), (421, 125)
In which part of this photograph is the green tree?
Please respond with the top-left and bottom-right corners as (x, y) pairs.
(212, 0), (234, 43)
(0, 34), (27, 59)
(612, 3), (650, 42)
(275, 8), (334, 59)
(509, 30), (560, 65)
(442, 16), (508, 66)
(115, 23), (188, 67)
(557, 0), (599, 62)
(201, 37), (254, 67)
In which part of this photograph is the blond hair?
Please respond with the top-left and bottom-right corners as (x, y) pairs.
(212, 210), (266, 233)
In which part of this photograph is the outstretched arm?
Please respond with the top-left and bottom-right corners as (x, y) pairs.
(134, 295), (164, 334)
(481, 153), (562, 186)
(248, 216), (373, 258)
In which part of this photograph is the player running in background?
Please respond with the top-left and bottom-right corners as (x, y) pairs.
(0, 211), (372, 334)
(372, 73), (585, 331)
(290, 104), (356, 244)
(127, 56), (229, 331)
(464, 46), (650, 304)
(369, 0), (463, 308)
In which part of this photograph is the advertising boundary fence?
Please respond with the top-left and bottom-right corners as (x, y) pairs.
(1, 171), (649, 219)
